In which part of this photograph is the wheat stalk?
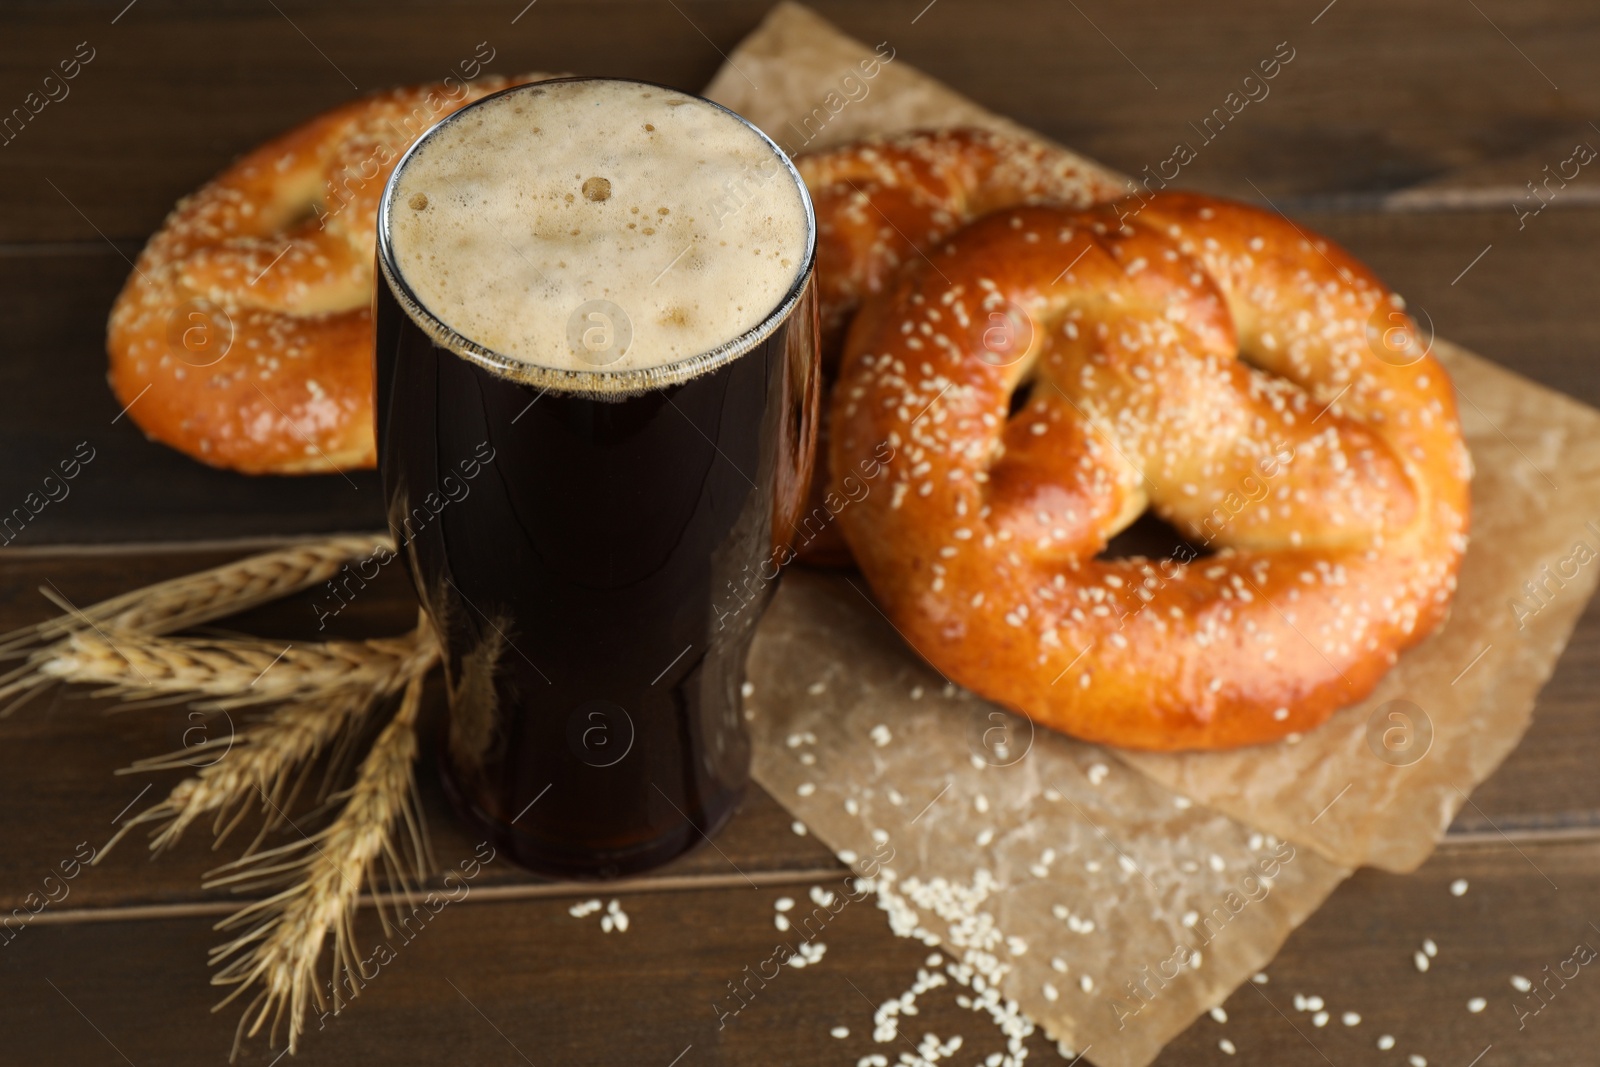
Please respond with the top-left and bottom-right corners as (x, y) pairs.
(0, 535), (393, 715)
(5, 541), (450, 1061)
(0, 535), (391, 648)
(26, 627), (435, 708)
(104, 691), (370, 859)
(206, 668), (430, 1060)
(100, 620), (439, 860)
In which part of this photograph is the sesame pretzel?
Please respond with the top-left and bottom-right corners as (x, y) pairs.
(794, 128), (1123, 561)
(107, 75), (546, 473)
(831, 191), (1470, 749)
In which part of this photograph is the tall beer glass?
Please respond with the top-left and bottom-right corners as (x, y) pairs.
(374, 78), (818, 878)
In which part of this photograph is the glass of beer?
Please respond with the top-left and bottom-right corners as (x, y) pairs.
(373, 78), (819, 878)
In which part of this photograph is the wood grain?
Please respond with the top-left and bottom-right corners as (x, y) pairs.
(3, 0), (1600, 243)
(0, 837), (1594, 1066)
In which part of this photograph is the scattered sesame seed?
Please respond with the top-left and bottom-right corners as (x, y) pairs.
(775, 897), (794, 912)
(1422, 939), (1438, 958)
(1467, 997), (1486, 1013)
(870, 724), (892, 747)
(1218, 1038), (1236, 1055)
(1450, 878), (1469, 897)
(832, 1026), (850, 1038)
(1377, 1034), (1396, 1050)
(1305, 996), (1324, 1012)
(791, 820), (808, 836)
(797, 782), (816, 797)
(1209, 1006), (1228, 1023)
(1414, 951), (1430, 972)
(1342, 1011), (1360, 1026)
(1313, 1011), (1329, 1027)
(1510, 974), (1532, 992)
(1408, 1056), (1427, 1067)
(1251, 972), (1269, 984)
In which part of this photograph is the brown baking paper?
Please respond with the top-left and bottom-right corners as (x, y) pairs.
(712, 4), (1600, 1062)
(745, 575), (1351, 1067)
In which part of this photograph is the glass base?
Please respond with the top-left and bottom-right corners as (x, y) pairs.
(437, 760), (746, 880)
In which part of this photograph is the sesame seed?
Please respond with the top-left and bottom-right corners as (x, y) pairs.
(831, 1026), (850, 1038)
(1251, 973), (1269, 984)
(1209, 1006), (1228, 1023)
(1423, 938), (1438, 958)
(1408, 1056), (1427, 1067)
(1414, 951), (1430, 972)
(791, 820), (808, 836)
(1511, 974), (1532, 992)
(1218, 1038), (1236, 1055)
(1450, 878), (1469, 897)
(1467, 997), (1486, 1013)
(1377, 1034), (1396, 1050)
(1313, 1011), (1329, 1027)
(1342, 1011), (1361, 1026)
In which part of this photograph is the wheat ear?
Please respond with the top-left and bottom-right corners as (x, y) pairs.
(25, 628), (436, 708)
(206, 668), (429, 1060)
(100, 623), (439, 859)
(0, 535), (393, 715)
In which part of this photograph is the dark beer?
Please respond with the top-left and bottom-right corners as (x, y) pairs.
(374, 78), (818, 878)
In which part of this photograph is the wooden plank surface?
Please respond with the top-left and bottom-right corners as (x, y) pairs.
(5, 0), (1600, 241)
(1, 1), (1598, 1065)
(2, 838), (1594, 1066)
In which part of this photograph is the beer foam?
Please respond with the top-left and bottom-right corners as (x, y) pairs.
(384, 79), (812, 385)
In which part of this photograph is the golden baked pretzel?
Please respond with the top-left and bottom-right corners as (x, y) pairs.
(794, 128), (1124, 561)
(831, 191), (1471, 750)
(107, 75), (546, 474)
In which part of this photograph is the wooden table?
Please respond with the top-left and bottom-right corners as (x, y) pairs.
(3, 2), (1599, 1063)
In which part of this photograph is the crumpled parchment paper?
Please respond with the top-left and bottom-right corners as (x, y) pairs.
(710, 5), (1600, 1063)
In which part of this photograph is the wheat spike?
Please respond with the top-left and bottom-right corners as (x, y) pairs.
(100, 622), (439, 859)
(0, 535), (394, 715)
(26, 627), (436, 708)
(207, 668), (429, 1060)
(0, 535), (392, 651)
(104, 690), (373, 859)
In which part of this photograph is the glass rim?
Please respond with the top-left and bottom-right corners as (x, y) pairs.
(375, 75), (818, 394)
